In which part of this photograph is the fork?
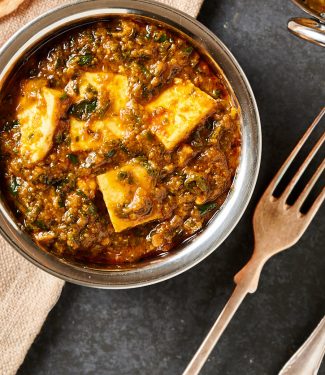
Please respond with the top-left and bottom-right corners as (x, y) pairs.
(183, 107), (325, 375)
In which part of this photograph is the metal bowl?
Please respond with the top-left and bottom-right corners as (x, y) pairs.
(0, 0), (261, 288)
(288, 0), (325, 47)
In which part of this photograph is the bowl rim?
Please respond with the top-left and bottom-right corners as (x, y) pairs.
(0, 0), (261, 288)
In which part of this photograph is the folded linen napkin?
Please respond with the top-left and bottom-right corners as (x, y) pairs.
(0, 0), (204, 374)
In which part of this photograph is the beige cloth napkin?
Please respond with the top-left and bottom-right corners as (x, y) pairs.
(0, 1), (203, 374)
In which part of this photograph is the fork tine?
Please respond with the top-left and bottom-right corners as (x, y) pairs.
(294, 159), (325, 209)
(264, 107), (325, 197)
(305, 187), (325, 222)
(281, 130), (325, 202)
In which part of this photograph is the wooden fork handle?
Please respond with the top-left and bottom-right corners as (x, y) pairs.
(182, 254), (267, 375)
(234, 253), (270, 293)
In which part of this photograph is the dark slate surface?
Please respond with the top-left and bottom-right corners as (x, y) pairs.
(17, 0), (325, 374)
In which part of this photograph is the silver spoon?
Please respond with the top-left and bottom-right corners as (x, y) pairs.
(279, 316), (325, 375)
(288, 0), (325, 47)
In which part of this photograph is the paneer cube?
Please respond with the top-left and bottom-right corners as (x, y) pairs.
(97, 160), (162, 232)
(69, 72), (129, 152)
(146, 79), (217, 150)
(70, 118), (124, 152)
(78, 72), (129, 113)
(18, 84), (63, 163)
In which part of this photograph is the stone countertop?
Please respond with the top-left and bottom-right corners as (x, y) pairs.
(18, 0), (324, 374)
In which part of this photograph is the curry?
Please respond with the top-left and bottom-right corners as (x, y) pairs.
(0, 17), (241, 265)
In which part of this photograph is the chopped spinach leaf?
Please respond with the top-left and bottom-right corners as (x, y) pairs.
(88, 204), (98, 215)
(117, 171), (134, 184)
(68, 99), (97, 121)
(78, 53), (94, 66)
(117, 171), (128, 181)
(76, 189), (88, 199)
(197, 202), (217, 216)
(157, 34), (167, 43)
(206, 119), (215, 131)
(104, 149), (116, 159)
(72, 80), (80, 95)
(119, 142), (131, 155)
(144, 130), (154, 141)
(60, 93), (68, 101)
(55, 57), (65, 69)
(58, 194), (65, 208)
(184, 175), (209, 192)
(138, 63), (150, 77)
(55, 132), (65, 144)
(34, 220), (49, 231)
(9, 176), (19, 196)
(67, 153), (79, 165)
(183, 46), (193, 54)
(135, 157), (157, 177)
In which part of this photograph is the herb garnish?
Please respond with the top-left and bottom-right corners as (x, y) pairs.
(68, 99), (97, 121)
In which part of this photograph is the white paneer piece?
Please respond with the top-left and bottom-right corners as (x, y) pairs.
(78, 73), (129, 113)
(18, 82), (63, 164)
(70, 117), (124, 152)
(69, 72), (129, 152)
(146, 79), (217, 150)
(97, 160), (162, 232)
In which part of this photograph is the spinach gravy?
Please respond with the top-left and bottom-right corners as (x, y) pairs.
(0, 17), (241, 265)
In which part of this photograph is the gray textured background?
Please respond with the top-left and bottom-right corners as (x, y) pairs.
(18, 0), (325, 374)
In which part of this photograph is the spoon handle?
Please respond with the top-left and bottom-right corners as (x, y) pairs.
(182, 283), (248, 375)
(287, 17), (325, 47)
(278, 316), (325, 375)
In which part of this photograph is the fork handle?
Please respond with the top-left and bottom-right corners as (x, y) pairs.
(182, 254), (267, 375)
(182, 283), (248, 375)
(234, 253), (269, 293)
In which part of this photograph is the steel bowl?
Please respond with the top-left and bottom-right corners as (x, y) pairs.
(0, 0), (261, 288)
(288, 0), (325, 47)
